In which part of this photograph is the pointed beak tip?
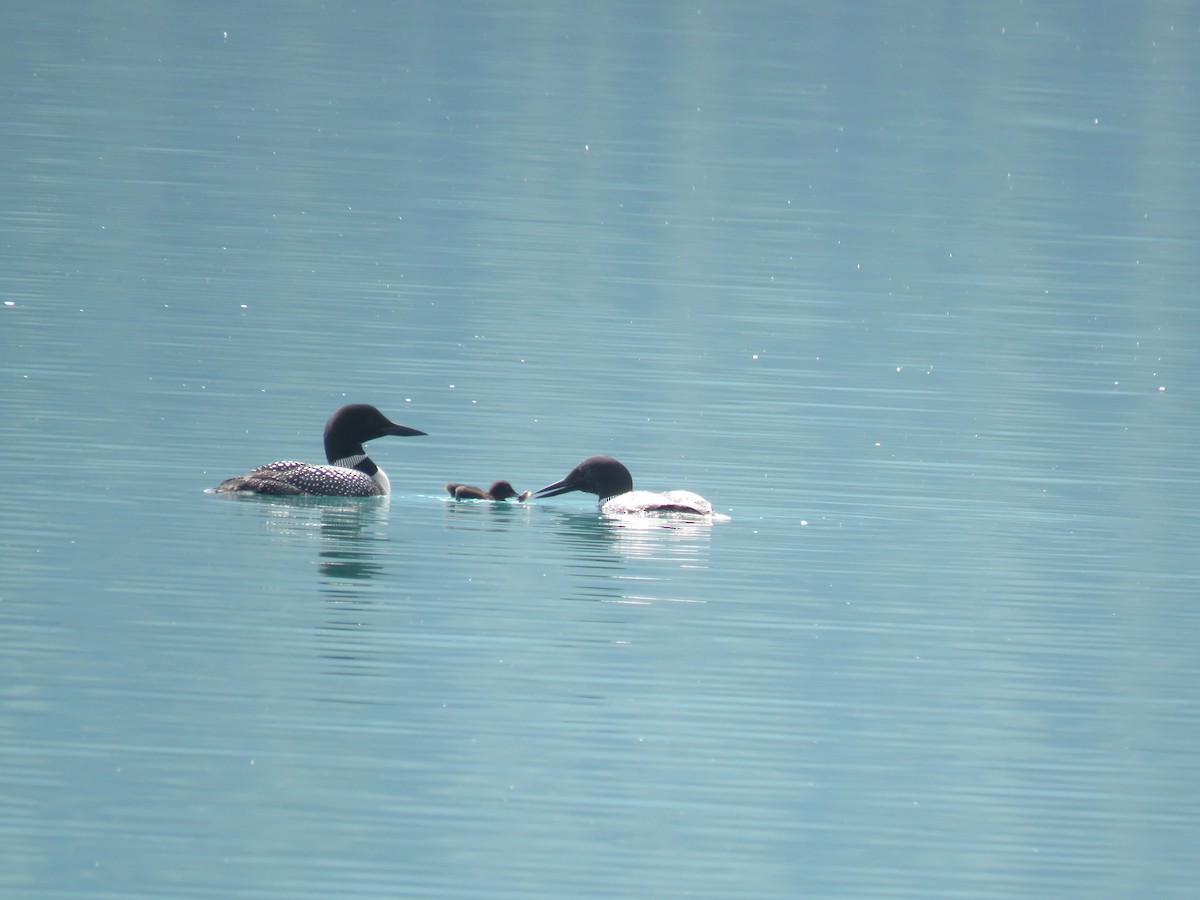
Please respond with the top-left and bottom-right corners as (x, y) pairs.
(534, 479), (578, 499)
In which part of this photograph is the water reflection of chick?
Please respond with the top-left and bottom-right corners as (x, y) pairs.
(445, 480), (531, 502)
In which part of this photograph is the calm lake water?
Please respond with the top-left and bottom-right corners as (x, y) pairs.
(3, 1), (1199, 897)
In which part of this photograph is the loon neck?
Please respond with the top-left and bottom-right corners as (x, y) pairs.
(333, 452), (377, 476)
(333, 453), (390, 494)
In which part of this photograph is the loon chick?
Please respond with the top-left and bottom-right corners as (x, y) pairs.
(214, 403), (426, 496)
(445, 480), (531, 502)
(534, 455), (718, 516)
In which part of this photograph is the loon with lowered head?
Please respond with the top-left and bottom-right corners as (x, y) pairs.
(534, 455), (724, 517)
(213, 403), (426, 496)
(445, 480), (531, 502)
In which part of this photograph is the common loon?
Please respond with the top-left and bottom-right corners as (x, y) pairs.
(213, 403), (426, 496)
(534, 455), (721, 517)
(445, 480), (531, 502)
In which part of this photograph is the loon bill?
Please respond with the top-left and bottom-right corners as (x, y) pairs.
(213, 403), (426, 496)
(533, 455), (724, 517)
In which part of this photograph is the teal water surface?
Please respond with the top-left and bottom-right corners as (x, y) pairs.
(3, 1), (1199, 897)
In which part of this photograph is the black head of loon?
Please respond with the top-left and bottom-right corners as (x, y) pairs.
(321, 403), (426, 464)
(213, 403), (426, 496)
(445, 480), (531, 502)
(534, 456), (634, 503)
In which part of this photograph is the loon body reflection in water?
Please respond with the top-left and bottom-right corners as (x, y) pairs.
(213, 404), (426, 496)
(534, 455), (726, 518)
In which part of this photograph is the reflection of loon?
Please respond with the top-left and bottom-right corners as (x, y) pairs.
(213, 404), (426, 496)
(445, 480), (531, 502)
(534, 455), (723, 517)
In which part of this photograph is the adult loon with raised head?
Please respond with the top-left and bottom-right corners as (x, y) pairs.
(445, 480), (531, 502)
(534, 455), (723, 517)
(213, 404), (426, 496)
